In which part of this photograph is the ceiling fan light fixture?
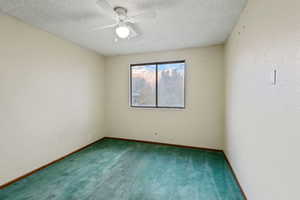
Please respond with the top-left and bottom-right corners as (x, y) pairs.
(115, 25), (130, 38)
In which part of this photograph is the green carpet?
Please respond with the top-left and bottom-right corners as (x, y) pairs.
(0, 139), (245, 200)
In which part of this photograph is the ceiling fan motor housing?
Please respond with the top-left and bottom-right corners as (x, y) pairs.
(114, 7), (128, 21)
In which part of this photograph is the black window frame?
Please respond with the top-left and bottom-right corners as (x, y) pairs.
(130, 60), (186, 109)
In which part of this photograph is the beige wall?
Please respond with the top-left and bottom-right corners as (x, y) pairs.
(2, 0), (299, 196)
(0, 15), (105, 185)
(104, 46), (225, 149)
(225, 0), (300, 199)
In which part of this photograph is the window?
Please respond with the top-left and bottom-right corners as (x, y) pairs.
(130, 60), (185, 108)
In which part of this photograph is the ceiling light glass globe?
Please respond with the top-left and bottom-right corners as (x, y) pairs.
(115, 26), (130, 38)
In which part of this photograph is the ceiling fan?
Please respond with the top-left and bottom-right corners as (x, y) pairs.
(93, 0), (156, 41)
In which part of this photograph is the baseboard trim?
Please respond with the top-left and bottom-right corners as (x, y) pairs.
(104, 136), (222, 152)
(0, 137), (105, 189)
(223, 153), (248, 200)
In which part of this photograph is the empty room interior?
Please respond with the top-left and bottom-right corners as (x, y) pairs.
(0, 0), (299, 199)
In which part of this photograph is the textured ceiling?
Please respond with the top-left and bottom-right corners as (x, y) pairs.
(0, 0), (246, 55)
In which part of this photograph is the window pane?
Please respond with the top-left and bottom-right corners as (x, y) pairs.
(131, 65), (156, 107)
(158, 62), (185, 108)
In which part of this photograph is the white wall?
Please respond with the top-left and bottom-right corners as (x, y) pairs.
(225, 0), (300, 199)
(105, 46), (225, 149)
(0, 15), (105, 185)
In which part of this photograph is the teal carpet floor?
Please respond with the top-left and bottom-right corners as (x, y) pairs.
(0, 139), (245, 200)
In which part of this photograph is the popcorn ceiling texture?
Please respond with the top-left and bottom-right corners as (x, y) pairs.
(0, 0), (246, 55)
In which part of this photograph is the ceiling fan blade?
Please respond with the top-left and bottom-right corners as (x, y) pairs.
(128, 11), (156, 23)
(128, 25), (138, 38)
(96, 0), (116, 19)
(92, 23), (118, 31)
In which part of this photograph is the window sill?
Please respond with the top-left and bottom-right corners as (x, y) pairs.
(129, 106), (186, 111)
